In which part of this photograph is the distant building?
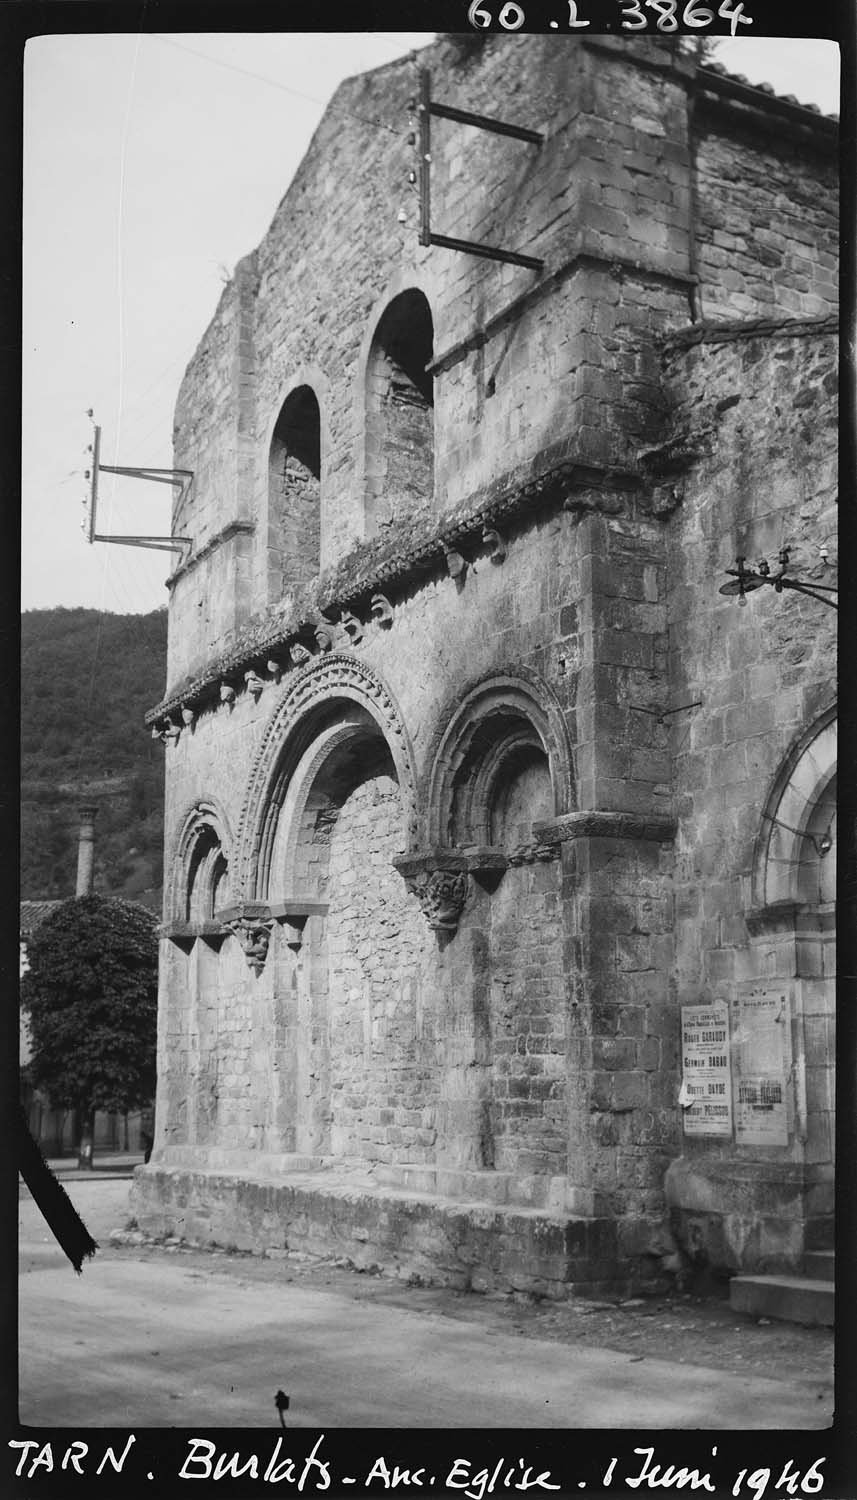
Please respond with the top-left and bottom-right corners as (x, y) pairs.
(135, 37), (837, 1294)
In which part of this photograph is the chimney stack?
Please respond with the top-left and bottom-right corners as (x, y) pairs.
(75, 804), (98, 897)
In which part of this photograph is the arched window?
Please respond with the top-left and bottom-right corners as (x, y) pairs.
(365, 290), (434, 533)
(186, 825), (229, 923)
(427, 672), (574, 851)
(170, 800), (232, 930)
(268, 385), (321, 592)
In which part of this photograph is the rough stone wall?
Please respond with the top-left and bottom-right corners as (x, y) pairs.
(325, 774), (436, 1163)
(665, 324), (837, 1160)
(484, 861), (568, 1180)
(694, 111), (838, 322)
(653, 321), (837, 1270)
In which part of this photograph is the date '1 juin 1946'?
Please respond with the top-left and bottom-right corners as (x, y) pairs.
(467, 0), (753, 35)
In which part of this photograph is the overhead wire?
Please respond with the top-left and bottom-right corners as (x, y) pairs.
(148, 33), (409, 137)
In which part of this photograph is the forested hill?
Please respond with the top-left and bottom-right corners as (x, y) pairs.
(21, 608), (168, 907)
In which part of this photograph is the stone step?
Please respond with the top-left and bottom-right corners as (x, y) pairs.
(804, 1249), (835, 1279)
(730, 1273), (834, 1328)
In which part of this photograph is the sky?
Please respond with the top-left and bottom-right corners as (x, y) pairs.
(21, 31), (842, 619)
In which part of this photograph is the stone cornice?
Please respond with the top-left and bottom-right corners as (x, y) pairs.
(146, 450), (642, 726)
(166, 519), (255, 590)
(661, 314), (838, 354)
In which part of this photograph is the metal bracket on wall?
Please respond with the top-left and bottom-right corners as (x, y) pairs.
(417, 68), (544, 273)
(83, 414), (193, 559)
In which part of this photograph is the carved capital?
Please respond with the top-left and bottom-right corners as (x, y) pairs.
(394, 852), (469, 933)
(217, 902), (275, 974)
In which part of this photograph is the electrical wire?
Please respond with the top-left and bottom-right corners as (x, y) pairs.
(148, 33), (409, 137)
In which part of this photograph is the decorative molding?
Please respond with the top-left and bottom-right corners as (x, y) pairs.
(752, 708), (837, 912)
(426, 668), (575, 850)
(169, 797), (233, 926)
(506, 840), (561, 866)
(533, 810), (676, 844)
(146, 449), (643, 727)
(235, 654), (418, 900)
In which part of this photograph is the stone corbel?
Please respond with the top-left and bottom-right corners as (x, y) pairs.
(483, 526), (507, 563)
(314, 619), (336, 652)
(290, 642), (314, 668)
(340, 609), (363, 645)
(461, 846), (508, 893)
(217, 902), (275, 975)
(159, 918), (229, 953)
(443, 542), (467, 583)
(370, 594), (394, 628)
(269, 899), (330, 952)
(245, 669), (265, 700)
(267, 658), (283, 683)
(393, 851), (469, 933)
(159, 919), (197, 952)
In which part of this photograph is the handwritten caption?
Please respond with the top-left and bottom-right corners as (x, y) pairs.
(8, 1437), (829, 1494)
(467, 0), (754, 35)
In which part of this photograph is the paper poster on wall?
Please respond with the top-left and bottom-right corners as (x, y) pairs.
(730, 988), (791, 1147)
(680, 1002), (732, 1136)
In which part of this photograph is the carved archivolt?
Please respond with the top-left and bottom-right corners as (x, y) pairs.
(751, 705), (837, 914)
(168, 798), (233, 925)
(424, 668), (575, 849)
(234, 653), (418, 900)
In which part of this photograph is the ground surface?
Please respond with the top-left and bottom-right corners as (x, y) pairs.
(18, 1172), (833, 1430)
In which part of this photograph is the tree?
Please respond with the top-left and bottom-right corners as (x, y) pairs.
(20, 896), (159, 1168)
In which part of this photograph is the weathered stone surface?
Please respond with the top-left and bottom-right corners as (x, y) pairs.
(148, 37), (838, 1293)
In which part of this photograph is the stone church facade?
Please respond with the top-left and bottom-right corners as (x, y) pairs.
(133, 36), (838, 1296)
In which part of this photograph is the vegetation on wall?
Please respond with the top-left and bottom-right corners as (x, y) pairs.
(20, 608), (167, 906)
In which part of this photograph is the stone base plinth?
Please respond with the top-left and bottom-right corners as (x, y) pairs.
(131, 1161), (666, 1298)
(665, 1156), (834, 1275)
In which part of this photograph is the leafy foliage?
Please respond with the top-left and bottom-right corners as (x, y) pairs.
(20, 896), (159, 1116)
(20, 608), (167, 904)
